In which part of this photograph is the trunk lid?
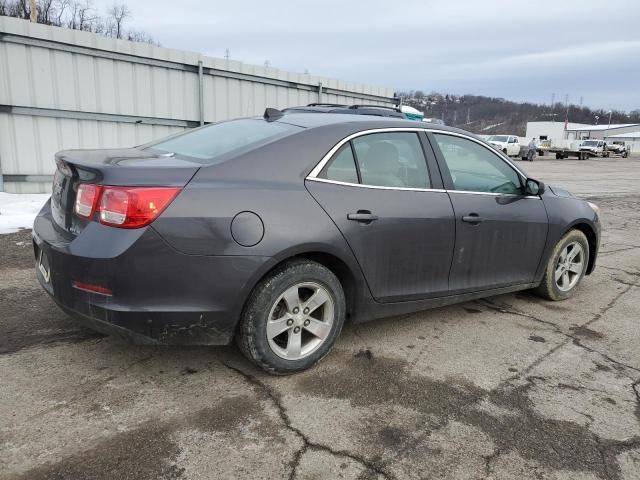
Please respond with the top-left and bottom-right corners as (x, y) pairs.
(51, 147), (200, 235)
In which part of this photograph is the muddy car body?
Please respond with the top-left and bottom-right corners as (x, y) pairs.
(33, 110), (601, 373)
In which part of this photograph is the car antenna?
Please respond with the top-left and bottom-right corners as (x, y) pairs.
(264, 108), (284, 122)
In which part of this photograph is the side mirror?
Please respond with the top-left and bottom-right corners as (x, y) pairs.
(525, 178), (545, 196)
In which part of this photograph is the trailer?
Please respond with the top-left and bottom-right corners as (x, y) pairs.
(549, 148), (608, 160)
(526, 148), (627, 160)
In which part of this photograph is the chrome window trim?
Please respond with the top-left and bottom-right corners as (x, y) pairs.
(306, 176), (446, 193)
(446, 189), (541, 199)
(305, 177), (540, 199)
(307, 127), (529, 181)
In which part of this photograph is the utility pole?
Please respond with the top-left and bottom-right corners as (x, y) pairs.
(608, 110), (612, 130)
(551, 93), (555, 109)
(453, 110), (457, 125)
(30, 0), (37, 22)
(466, 108), (470, 124)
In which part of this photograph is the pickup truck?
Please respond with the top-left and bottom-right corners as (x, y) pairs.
(487, 135), (521, 157)
(580, 140), (607, 155)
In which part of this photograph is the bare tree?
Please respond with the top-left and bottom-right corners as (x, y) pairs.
(107, 2), (129, 39)
(38, 0), (54, 23)
(1, 0), (157, 44)
(77, 0), (95, 31)
(16, 0), (31, 18)
(54, 0), (70, 26)
(65, 0), (78, 28)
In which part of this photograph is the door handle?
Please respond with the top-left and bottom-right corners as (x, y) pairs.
(462, 214), (483, 224)
(347, 210), (378, 223)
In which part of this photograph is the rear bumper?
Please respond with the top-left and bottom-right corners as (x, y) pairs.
(33, 202), (270, 345)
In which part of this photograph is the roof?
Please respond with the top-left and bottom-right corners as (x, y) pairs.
(605, 131), (640, 139)
(566, 123), (640, 131)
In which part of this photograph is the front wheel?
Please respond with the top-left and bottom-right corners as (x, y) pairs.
(533, 230), (589, 301)
(236, 260), (345, 374)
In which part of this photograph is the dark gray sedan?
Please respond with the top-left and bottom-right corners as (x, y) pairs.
(33, 110), (600, 374)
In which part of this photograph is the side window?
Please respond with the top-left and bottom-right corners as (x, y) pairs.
(433, 134), (522, 195)
(352, 132), (430, 188)
(317, 144), (359, 184)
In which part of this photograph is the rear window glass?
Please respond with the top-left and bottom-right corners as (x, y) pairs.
(147, 119), (301, 164)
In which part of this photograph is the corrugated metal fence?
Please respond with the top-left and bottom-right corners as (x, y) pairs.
(0, 17), (395, 193)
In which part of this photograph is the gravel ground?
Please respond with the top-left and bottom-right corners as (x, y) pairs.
(1, 155), (639, 480)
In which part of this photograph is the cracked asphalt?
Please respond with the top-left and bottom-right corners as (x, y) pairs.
(1, 155), (640, 480)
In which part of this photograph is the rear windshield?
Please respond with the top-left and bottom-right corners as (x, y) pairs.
(488, 135), (508, 142)
(147, 119), (301, 164)
(583, 140), (598, 146)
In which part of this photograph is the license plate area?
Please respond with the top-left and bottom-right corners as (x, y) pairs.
(38, 249), (51, 283)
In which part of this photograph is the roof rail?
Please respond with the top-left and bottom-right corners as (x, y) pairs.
(348, 104), (402, 112)
(306, 103), (348, 107)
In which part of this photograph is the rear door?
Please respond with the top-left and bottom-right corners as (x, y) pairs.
(428, 132), (548, 293)
(306, 130), (455, 302)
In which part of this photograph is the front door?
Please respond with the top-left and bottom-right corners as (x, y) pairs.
(429, 132), (548, 293)
(306, 131), (455, 302)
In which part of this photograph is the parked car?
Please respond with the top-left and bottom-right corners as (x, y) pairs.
(33, 109), (601, 374)
(487, 135), (521, 156)
(605, 142), (628, 155)
(580, 140), (606, 154)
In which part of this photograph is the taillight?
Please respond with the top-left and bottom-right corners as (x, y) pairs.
(75, 184), (181, 228)
(99, 186), (181, 228)
(74, 184), (102, 218)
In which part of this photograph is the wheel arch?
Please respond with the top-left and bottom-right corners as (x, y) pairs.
(235, 245), (367, 336)
(567, 222), (598, 275)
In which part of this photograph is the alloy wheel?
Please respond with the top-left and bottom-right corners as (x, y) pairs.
(266, 282), (334, 360)
(554, 241), (585, 292)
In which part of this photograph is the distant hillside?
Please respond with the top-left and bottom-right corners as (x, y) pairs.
(397, 92), (640, 136)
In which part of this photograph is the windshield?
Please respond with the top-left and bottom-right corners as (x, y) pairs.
(488, 136), (508, 142)
(583, 140), (598, 146)
(147, 119), (302, 164)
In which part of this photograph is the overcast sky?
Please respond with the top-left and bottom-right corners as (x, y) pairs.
(94, 0), (640, 111)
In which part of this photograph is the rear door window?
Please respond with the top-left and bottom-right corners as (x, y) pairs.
(352, 132), (430, 188)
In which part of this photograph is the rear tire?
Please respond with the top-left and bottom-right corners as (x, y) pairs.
(236, 259), (345, 374)
(533, 230), (589, 301)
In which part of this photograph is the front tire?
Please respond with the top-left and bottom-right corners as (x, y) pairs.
(534, 230), (589, 301)
(237, 259), (345, 374)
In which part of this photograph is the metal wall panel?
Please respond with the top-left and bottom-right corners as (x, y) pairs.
(0, 16), (395, 192)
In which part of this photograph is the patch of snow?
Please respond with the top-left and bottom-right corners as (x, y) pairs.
(0, 193), (50, 234)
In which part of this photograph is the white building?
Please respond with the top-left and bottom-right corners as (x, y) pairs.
(525, 121), (640, 145)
